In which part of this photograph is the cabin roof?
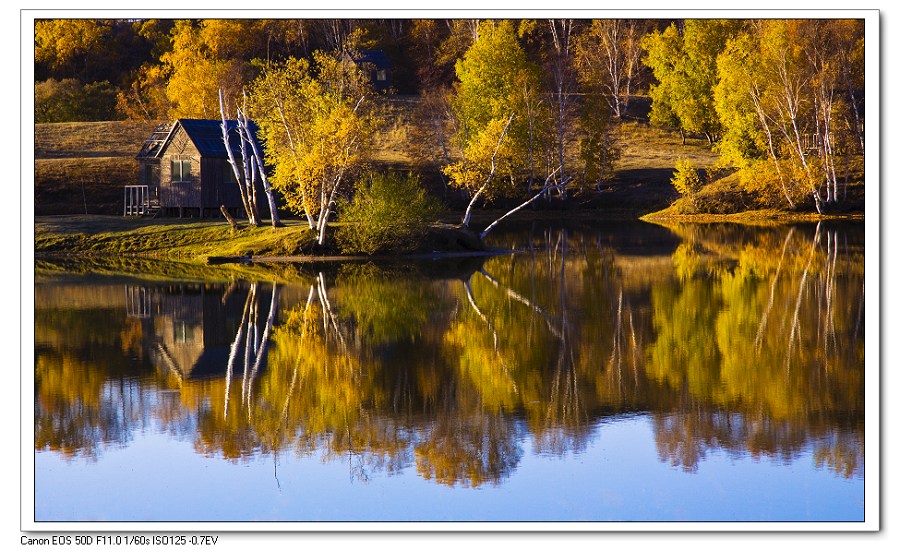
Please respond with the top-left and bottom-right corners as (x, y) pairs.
(356, 49), (391, 69)
(178, 119), (238, 158)
(135, 122), (173, 160)
(137, 118), (259, 160)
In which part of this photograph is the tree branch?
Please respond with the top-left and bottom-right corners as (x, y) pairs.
(461, 113), (515, 227)
(480, 173), (572, 240)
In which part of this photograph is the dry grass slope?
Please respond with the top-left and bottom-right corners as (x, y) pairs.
(34, 120), (161, 215)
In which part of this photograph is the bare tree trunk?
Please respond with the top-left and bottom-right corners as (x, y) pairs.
(219, 89), (258, 226)
(237, 106), (261, 222)
(817, 85), (839, 203)
(269, 91), (315, 230)
(220, 205), (239, 229)
(775, 62), (825, 213)
(750, 87), (795, 209)
(461, 186), (486, 229)
(547, 19), (575, 187)
(842, 64), (864, 153)
(238, 93), (282, 227)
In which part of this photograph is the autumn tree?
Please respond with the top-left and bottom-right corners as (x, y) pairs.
(520, 19), (579, 189)
(713, 20), (864, 211)
(35, 78), (119, 122)
(714, 28), (798, 208)
(444, 20), (552, 228)
(34, 19), (142, 84)
(35, 19), (161, 121)
(642, 19), (742, 144)
(575, 19), (649, 120)
(248, 48), (379, 246)
(35, 19), (109, 75)
(157, 20), (254, 119)
(408, 19), (455, 90)
(432, 19), (481, 86)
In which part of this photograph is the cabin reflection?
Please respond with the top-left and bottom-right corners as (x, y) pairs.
(127, 282), (273, 381)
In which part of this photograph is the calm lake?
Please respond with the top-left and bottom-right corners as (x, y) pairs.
(32, 219), (866, 524)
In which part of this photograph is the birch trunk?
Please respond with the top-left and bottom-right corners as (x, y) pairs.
(480, 175), (572, 240)
(238, 92), (282, 227)
(271, 95), (315, 230)
(749, 86), (795, 208)
(219, 89), (258, 225)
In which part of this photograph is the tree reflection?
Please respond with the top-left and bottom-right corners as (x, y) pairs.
(35, 221), (865, 483)
(646, 222), (864, 476)
(416, 409), (524, 488)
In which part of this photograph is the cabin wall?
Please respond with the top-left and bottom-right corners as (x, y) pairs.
(201, 158), (246, 211)
(138, 159), (160, 188)
(159, 133), (201, 210)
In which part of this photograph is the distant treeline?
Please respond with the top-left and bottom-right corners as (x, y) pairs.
(34, 18), (666, 122)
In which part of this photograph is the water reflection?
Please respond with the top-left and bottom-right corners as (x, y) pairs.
(34, 221), (865, 490)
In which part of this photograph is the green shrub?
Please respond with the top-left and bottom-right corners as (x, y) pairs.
(336, 172), (442, 255)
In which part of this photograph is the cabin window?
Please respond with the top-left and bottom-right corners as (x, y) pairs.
(224, 161), (237, 184)
(171, 159), (192, 182)
(376, 69), (387, 81)
(174, 320), (196, 344)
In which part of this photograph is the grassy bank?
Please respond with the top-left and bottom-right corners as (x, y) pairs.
(35, 216), (318, 260)
(33, 215), (489, 261)
(640, 161), (865, 223)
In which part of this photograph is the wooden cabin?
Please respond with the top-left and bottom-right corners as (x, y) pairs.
(132, 119), (261, 218)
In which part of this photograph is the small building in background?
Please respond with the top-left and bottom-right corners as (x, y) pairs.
(131, 119), (260, 218)
(355, 49), (392, 93)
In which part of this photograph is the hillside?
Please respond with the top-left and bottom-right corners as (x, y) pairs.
(32, 98), (722, 218)
(34, 120), (161, 215)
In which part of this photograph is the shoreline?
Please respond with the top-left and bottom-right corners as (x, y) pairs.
(639, 211), (865, 224)
(33, 209), (865, 265)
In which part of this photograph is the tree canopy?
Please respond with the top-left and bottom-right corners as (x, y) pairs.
(248, 48), (379, 245)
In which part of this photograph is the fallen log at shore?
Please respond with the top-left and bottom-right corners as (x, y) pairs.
(207, 254), (252, 265)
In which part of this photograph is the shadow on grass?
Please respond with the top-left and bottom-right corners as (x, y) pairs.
(596, 168), (679, 209)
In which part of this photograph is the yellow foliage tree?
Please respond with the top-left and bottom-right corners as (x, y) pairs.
(248, 49), (379, 246)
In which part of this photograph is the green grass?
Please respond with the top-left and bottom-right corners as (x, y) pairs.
(35, 216), (318, 260)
